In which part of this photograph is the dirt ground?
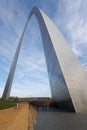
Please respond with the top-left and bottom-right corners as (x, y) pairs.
(0, 103), (37, 130)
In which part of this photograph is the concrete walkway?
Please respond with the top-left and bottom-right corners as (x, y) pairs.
(35, 110), (87, 130)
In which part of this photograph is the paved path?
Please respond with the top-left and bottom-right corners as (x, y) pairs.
(35, 110), (87, 130)
(0, 103), (37, 130)
(8, 103), (29, 130)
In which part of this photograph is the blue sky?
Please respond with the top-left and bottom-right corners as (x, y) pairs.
(0, 0), (87, 97)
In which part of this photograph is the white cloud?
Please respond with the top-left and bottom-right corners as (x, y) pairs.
(1, 0), (87, 98)
(53, 0), (87, 69)
(0, 1), (51, 97)
(0, 0), (27, 35)
(10, 80), (51, 97)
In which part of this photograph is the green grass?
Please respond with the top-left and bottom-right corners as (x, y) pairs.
(0, 100), (18, 110)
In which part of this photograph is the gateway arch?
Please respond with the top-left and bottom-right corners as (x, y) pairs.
(2, 7), (87, 113)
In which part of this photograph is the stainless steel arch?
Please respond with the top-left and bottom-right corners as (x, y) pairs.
(2, 6), (54, 100)
(2, 7), (87, 113)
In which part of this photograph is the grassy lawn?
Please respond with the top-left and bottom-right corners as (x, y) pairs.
(0, 100), (18, 110)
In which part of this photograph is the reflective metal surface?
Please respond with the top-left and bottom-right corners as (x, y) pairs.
(2, 7), (87, 113)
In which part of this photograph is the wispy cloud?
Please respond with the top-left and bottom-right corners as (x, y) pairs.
(11, 80), (51, 97)
(53, 0), (87, 70)
(0, 0), (51, 97)
(0, 0), (87, 97)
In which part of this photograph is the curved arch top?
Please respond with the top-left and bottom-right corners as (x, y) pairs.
(2, 7), (87, 113)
